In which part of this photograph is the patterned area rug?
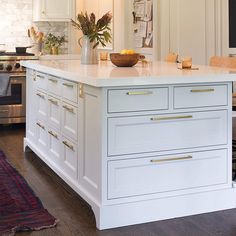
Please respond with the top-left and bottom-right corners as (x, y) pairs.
(0, 150), (58, 236)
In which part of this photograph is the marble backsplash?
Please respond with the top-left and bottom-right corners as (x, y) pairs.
(0, 0), (69, 54)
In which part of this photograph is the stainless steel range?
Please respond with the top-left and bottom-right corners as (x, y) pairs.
(0, 53), (38, 124)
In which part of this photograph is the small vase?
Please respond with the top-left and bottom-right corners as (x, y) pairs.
(79, 36), (98, 64)
(51, 46), (59, 55)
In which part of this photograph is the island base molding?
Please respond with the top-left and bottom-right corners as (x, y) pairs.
(25, 137), (236, 230)
(96, 188), (236, 229)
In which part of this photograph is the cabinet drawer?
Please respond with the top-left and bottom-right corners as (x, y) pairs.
(108, 87), (169, 113)
(108, 110), (227, 156)
(61, 136), (77, 180)
(35, 120), (48, 155)
(108, 149), (228, 199)
(35, 90), (47, 122)
(174, 85), (228, 109)
(62, 80), (78, 103)
(48, 96), (61, 131)
(48, 75), (61, 96)
(36, 72), (47, 91)
(62, 102), (77, 141)
(48, 127), (61, 166)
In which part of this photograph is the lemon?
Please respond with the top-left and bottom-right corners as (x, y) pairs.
(120, 49), (128, 55)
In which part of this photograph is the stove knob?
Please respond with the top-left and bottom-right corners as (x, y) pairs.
(15, 63), (21, 69)
(6, 65), (12, 72)
(0, 64), (3, 70)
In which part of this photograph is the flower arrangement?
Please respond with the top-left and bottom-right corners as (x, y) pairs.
(71, 11), (112, 48)
(44, 33), (67, 54)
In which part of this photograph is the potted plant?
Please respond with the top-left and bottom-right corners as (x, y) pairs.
(44, 33), (67, 55)
(71, 11), (112, 64)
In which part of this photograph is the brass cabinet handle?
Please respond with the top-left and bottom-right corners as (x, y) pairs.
(37, 74), (45, 79)
(36, 93), (45, 99)
(48, 98), (58, 105)
(62, 105), (74, 113)
(36, 122), (45, 130)
(48, 130), (58, 139)
(48, 78), (58, 83)
(79, 83), (84, 98)
(190, 89), (215, 93)
(126, 91), (153, 96)
(150, 115), (193, 121)
(150, 155), (192, 163)
(63, 83), (74, 88)
(62, 140), (74, 151)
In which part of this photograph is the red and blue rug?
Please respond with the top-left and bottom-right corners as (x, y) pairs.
(0, 150), (58, 236)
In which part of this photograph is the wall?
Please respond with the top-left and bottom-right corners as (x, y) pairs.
(0, 0), (69, 54)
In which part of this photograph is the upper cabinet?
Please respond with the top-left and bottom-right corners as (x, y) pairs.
(33, 0), (75, 21)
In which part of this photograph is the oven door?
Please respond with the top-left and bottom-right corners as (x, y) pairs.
(0, 75), (26, 123)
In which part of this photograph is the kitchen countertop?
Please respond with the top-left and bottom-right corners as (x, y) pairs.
(21, 59), (236, 87)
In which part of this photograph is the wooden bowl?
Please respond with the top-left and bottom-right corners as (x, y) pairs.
(110, 53), (140, 67)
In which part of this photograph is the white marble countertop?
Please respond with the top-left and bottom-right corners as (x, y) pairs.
(21, 59), (236, 87)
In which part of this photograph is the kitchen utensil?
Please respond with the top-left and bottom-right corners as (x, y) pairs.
(110, 53), (140, 67)
(15, 45), (33, 54)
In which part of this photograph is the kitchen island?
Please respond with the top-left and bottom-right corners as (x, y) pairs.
(21, 59), (236, 229)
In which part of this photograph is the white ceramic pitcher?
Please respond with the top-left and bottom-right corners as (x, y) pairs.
(79, 36), (98, 65)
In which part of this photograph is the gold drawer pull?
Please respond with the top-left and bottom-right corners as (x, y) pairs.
(63, 105), (74, 113)
(48, 78), (58, 83)
(36, 122), (45, 130)
(37, 74), (45, 79)
(62, 141), (74, 151)
(63, 83), (74, 88)
(79, 83), (84, 98)
(48, 130), (58, 139)
(36, 93), (45, 99)
(190, 89), (215, 93)
(126, 91), (153, 96)
(48, 98), (58, 105)
(150, 115), (193, 121)
(150, 155), (192, 163)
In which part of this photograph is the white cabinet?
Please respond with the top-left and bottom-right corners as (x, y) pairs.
(25, 69), (234, 230)
(33, 0), (75, 22)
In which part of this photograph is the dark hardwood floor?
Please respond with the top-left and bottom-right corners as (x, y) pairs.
(1, 124), (236, 236)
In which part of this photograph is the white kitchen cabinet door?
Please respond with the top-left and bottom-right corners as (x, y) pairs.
(33, 0), (75, 21)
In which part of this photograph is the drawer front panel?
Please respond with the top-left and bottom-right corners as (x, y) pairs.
(174, 85), (228, 109)
(36, 72), (47, 91)
(36, 120), (48, 155)
(62, 80), (78, 103)
(108, 149), (228, 199)
(108, 87), (169, 113)
(62, 102), (78, 141)
(61, 136), (77, 180)
(108, 110), (227, 156)
(48, 128), (61, 166)
(48, 76), (61, 96)
(35, 90), (47, 122)
(48, 96), (61, 131)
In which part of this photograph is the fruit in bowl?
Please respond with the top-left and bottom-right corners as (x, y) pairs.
(110, 49), (139, 67)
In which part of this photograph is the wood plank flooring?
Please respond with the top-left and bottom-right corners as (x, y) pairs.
(1, 124), (236, 236)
